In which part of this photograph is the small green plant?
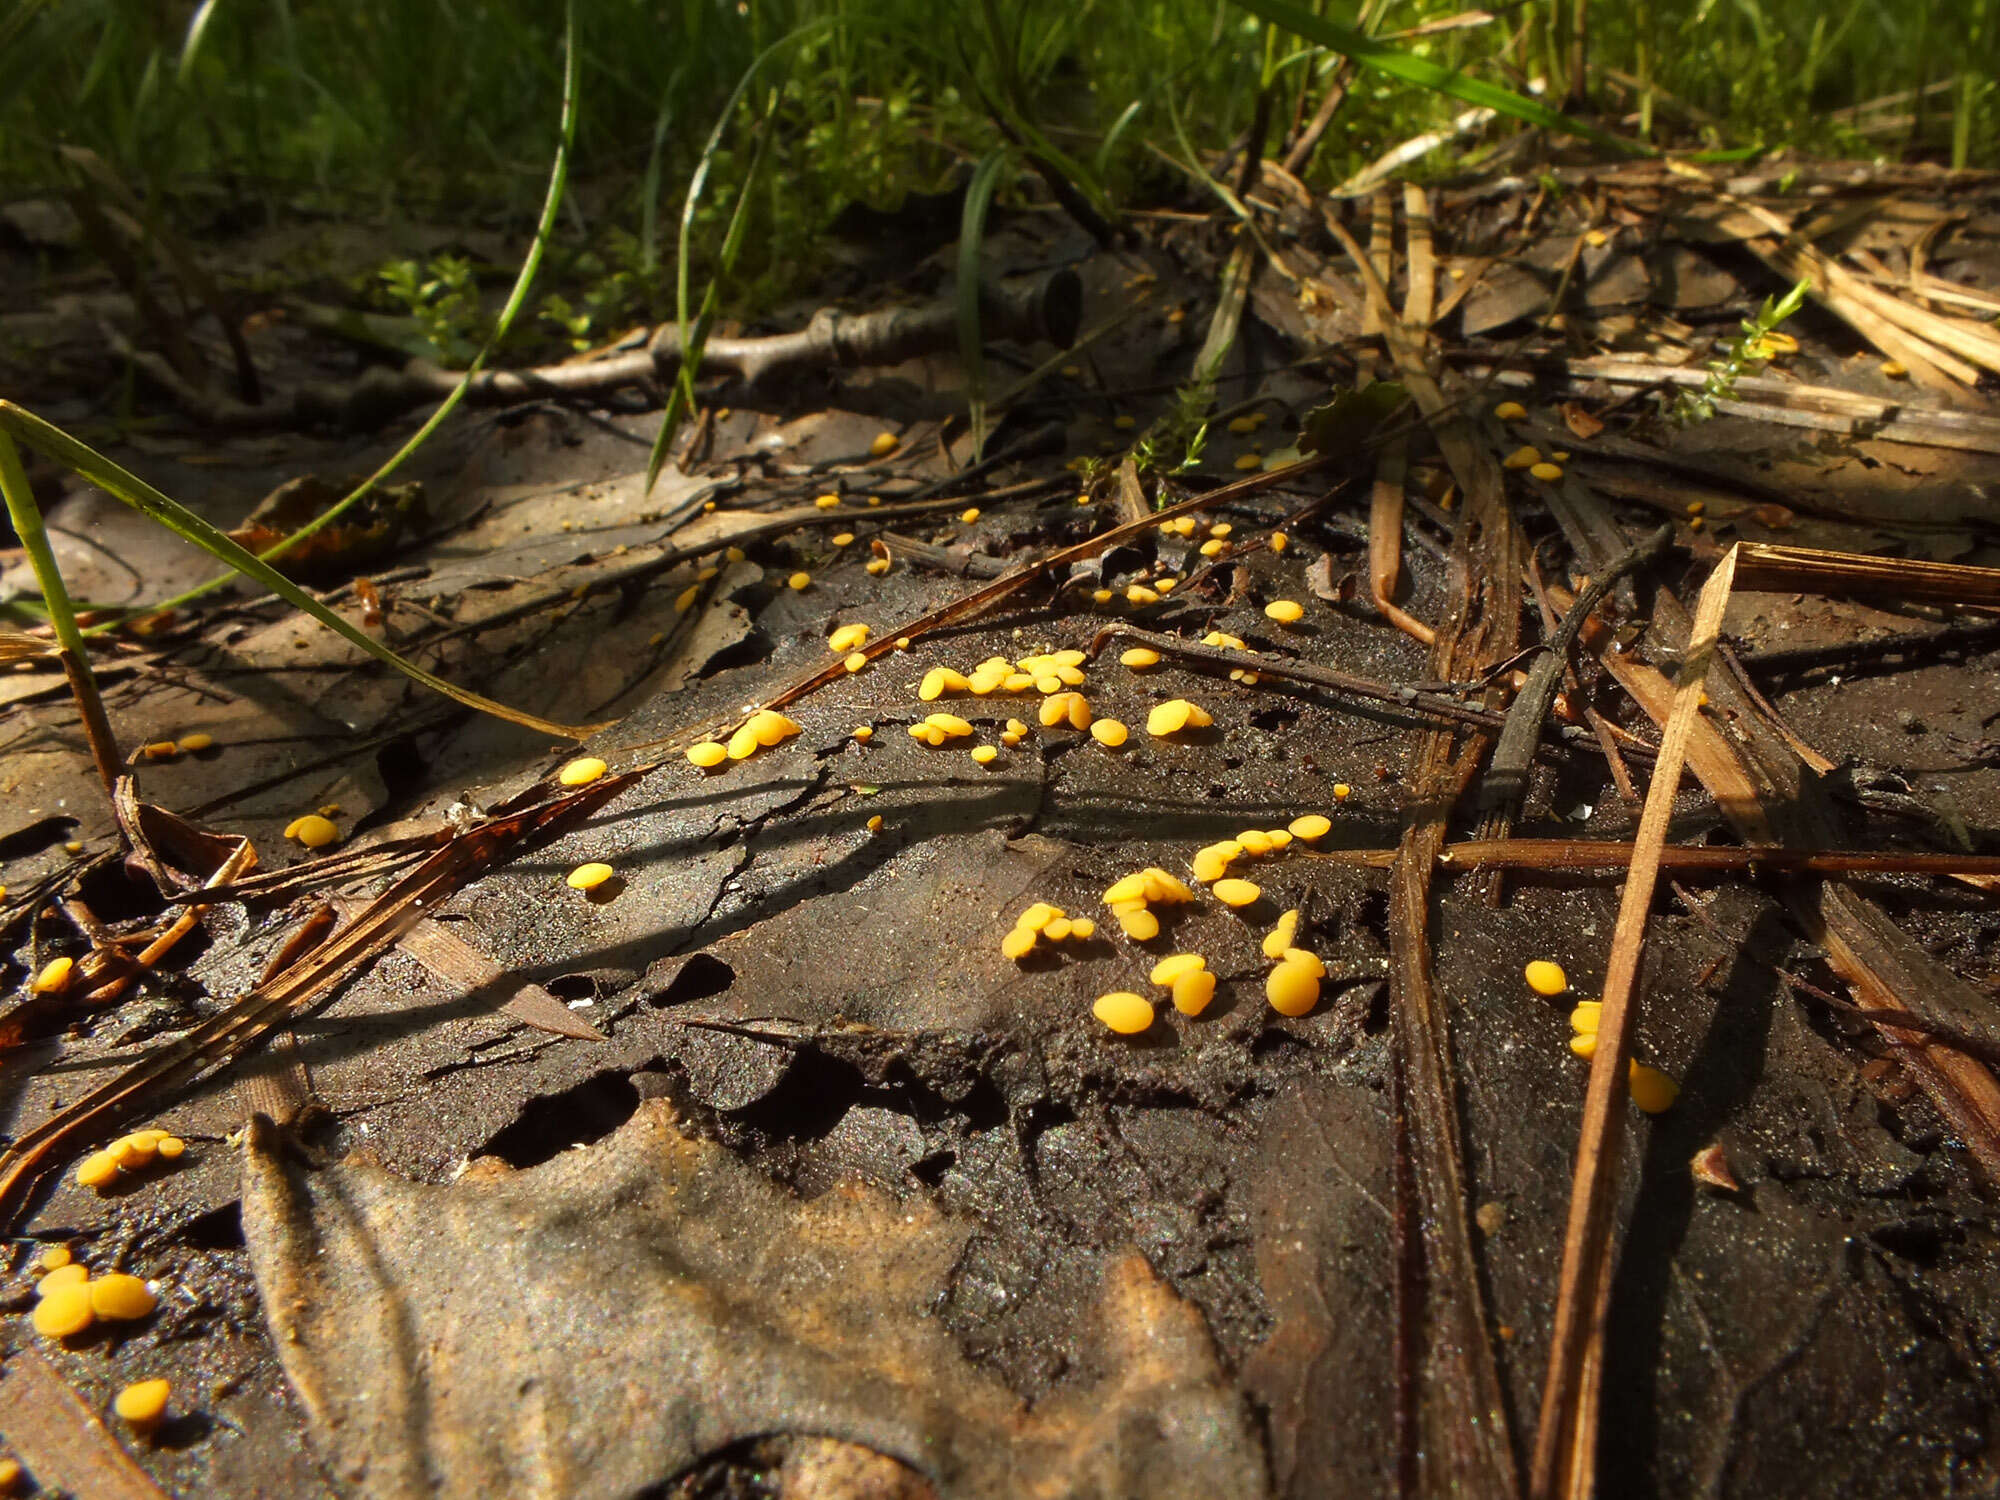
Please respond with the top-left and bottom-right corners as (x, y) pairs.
(1132, 377), (1215, 475)
(1670, 277), (1811, 426)
(376, 253), (485, 360)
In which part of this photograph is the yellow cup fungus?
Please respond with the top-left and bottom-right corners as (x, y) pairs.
(870, 431), (900, 456)
(1569, 1000), (1602, 1034)
(1264, 599), (1305, 624)
(32, 956), (74, 995)
(866, 557), (891, 576)
(919, 667), (972, 701)
(1261, 909), (1301, 960)
(1880, 360), (1908, 379)
(1524, 959), (1568, 996)
(37, 1245), (73, 1272)
(814, 494), (841, 510)
(1503, 446), (1541, 470)
(283, 814), (339, 849)
(1236, 829), (1273, 856)
(31, 1283), (94, 1339)
(787, 572), (812, 591)
(1126, 584), (1161, 605)
(1090, 719), (1129, 748)
(1332, 783), (1352, 800)
(88, 1273), (157, 1322)
(1149, 953), (1206, 988)
(1280, 948), (1326, 977)
(959, 507), (982, 523)
(1191, 844), (1236, 883)
(1570, 1033), (1598, 1059)
(1212, 878), (1262, 908)
(566, 863), (616, 891)
(687, 741), (728, 769)
(1628, 1061), (1679, 1113)
(0, 1455), (21, 1492)
(1001, 927), (1039, 961)
(1113, 904), (1160, 941)
(37, 1263), (88, 1296)
(1233, 453), (1264, 472)
(1288, 813), (1331, 842)
(1093, 992), (1155, 1034)
(177, 732), (214, 752)
(1266, 961), (1320, 1017)
(971, 745), (999, 766)
(1119, 647), (1161, 670)
(1145, 699), (1213, 738)
(828, 623), (871, 654)
(1529, 462), (1564, 482)
(142, 740), (179, 761)
(1493, 401), (1528, 421)
(845, 653), (868, 673)
(113, 1379), (171, 1431)
(558, 757), (608, 787)
(1171, 970), (1216, 1016)
(832, 532), (855, 547)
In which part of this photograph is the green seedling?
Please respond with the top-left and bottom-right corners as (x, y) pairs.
(1670, 277), (1811, 426)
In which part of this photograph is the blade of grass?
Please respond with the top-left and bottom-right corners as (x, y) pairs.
(958, 147), (1015, 463)
(1235, 0), (1647, 153)
(89, 0), (581, 631)
(0, 403), (606, 740)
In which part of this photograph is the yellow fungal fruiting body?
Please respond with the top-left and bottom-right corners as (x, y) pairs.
(89, 1273), (157, 1322)
(1570, 1033), (1598, 1059)
(920, 667), (972, 701)
(832, 533), (855, 547)
(866, 557), (891, 576)
(0, 1456), (21, 1492)
(1264, 599), (1305, 624)
(1090, 719), (1129, 748)
(1172, 970), (1216, 1016)
(76, 1152), (118, 1189)
(566, 863), (616, 891)
(1288, 813), (1331, 841)
(788, 572), (811, 591)
(1119, 647), (1161, 669)
(960, 507), (982, 523)
(1262, 909), (1301, 960)
(748, 709), (802, 747)
(559, 757), (608, 787)
(1212, 878), (1261, 908)
(1332, 782), (1352, 800)
(1233, 453), (1263, 472)
(845, 653), (868, 673)
(1001, 927), (1039, 961)
(1569, 1001), (1603, 1034)
(37, 1263), (88, 1296)
(1191, 845), (1233, 883)
(828, 623), (871, 654)
(32, 956), (73, 995)
(1280, 948), (1326, 977)
(177, 733), (214, 752)
(114, 1379), (171, 1428)
(1266, 962), (1320, 1017)
(971, 745), (999, 766)
(1236, 829), (1273, 856)
(1529, 462), (1564, 482)
(1628, 1062), (1680, 1114)
(1115, 905), (1160, 941)
(870, 431), (900, 456)
(1093, 992), (1154, 1034)
(1145, 699), (1212, 737)
(687, 742), (728, 769)
(1150, 953), (1206, 988)
(814, 494), (841, 510)
(31, 1283), (94, 1339)
(1503, 446), (1541, 470)
(1524, 959), (1568, 996)
(142, 740), (178, 760)
(284, 814), (339, 849)
(37, 1245), (72, 1272)
(1493, 401), (1528, 421)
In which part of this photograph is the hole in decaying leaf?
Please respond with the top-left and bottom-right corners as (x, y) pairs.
(375, 734), (429, 802)
(181, 1201), (245, 1249)
(647, 953), (736, 1008)
(75, 856), (166, 924)
(476, 1069), (641, 1168)
(732, 1050), (862, 1142)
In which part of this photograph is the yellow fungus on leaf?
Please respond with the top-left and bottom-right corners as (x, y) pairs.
(1266, 962), (1320, 1017)
(1120, 647), (1161, 670)
(1145, 699), (1212, 737)
(960, 507), (982, 523)
(1237, 830), (1273, 856)
(1043, 917), (1073, 942)
(687, 742), (728, 769)
(32, 956), (73, 995)
(32, 1283), (94, 1339)
(674, 585), (700, 614)
(1150, 953), (1206, 988)
(566, 863), (615, 891)
(177, 732), (214, 752)
(814, 494), (841, 510)
(1266, 829), (1293, 850)
(1172, 970), (1217, 1016)
(1191, 845), (1234, 883)
(1524, 959), (1568, 996)
(1142, 868), (1194, 903)
(38, 1263), (88, 1297)
(1093, 992), (1154, 1034)
(748, 709), (801, 746)
(1569, 1001), (1603, 1034)
(832, 532), (855, 547)
(1280, 948), (1326, 978)
(284, 814), (339, 849)
(1213, 878), (1262, 908)
(142, 740), (178, 761)
(1227, 415), (1259, 434)
(866, 814), (883, 831)
(1116, 906), (1160, 941)
(1264, 599), (1305, 624)
(1569, 1033), (1598, 1059)
(1001, 927), (1039, 961)
(89, 1273), (157, 1322)
(1234, 453), (1264, 472)
(1091, 719), (1130, 748)
(1503, 446), (1541, 470)
(1880, 360), (1907, 379)
(37, 1245), (73, 1272)
(1289, 813), (1331, 841)
(1629, 1062), (1680, 1114)
(787, 572), (811, 591)
(845, 653), (868, 673)
(157, 1137), (186, 1160)
(75, 1152), (118, 1189)
(1333, 782), (1352, 800)
(1530, 462), (1564, 482)
(1070, 917), (1097, 939)
(559, 757), (607, 787)
(0, 1458), (20, 1494)
(114, 1379), (171, 1429)
(1493, 401), (1528, 421)
(1262, 909), (1301, 960)
(924, 712), (973, 738)
(1269, 532), (1289, 554)
(828, 623), (871, 654)
(870, 431), (899, 456)
(919, 667), (971, 701)
(971, 745), (999, 766)
(866, 557), (891, 576)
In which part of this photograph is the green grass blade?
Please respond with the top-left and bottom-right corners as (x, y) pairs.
(1234, 0), (1648, 154)
(957, 147), (1014, 464)
(1, 402), (606, 740)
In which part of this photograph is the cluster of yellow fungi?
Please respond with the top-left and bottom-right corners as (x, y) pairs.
(1528, 960), (1681, 1114)
(75, 1127), (188, 1192)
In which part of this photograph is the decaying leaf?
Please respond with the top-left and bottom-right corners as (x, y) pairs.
(242, 1100), (1267, 1499)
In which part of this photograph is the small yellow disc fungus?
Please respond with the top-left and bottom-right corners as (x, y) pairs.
(1264, 599), (1305, 624)
(674, 585), (701, 614)
(1142, 868), (1194, 903)
(1569, 1001), (1603, 1034)
(832, 532), (855, 547)
(113, 1379), (171, 1429)
(1103, 873), (1151, 905)
(1503, 445), (1541, 470)
(1090, 719), (1130, 748)
(1265, 829), (1292, 850)
(1145, 699), (1212, 737)
(284, 814), (339, 849)
(687, 741), (728, 768)
(866, 814), (884, 831)
(1280, 948), (1327, 978)
(1042, 917), (1073, 942)
(559, 757), (608, 787)
(971, 745), (999, 766)
(1333, 783), (1352, 800)
(1120, 648), (1161, 670)
(870, 431), (900, 456)
(32, 956), (74, 995)
(1529, 462), (1564, 482)
(1237, 830), (1274, 856)
(726, 725), (762, 759)
(1266, 962), (1320, 1017)
(1880, 360), (1908, 379)
(0, 1455), (22, 1492)
(920, 667), (971, 701)
(75, 1151), (118, 1189)
(1070, 918), (1096, 940)
(925, 712), (973, 738)
(865, 557), (891, 576)
(37, 1245), (73, 1272)
(1091, 588), (1114, 603)
(1233, 453), (1264, 472)
(853, 725), (874, 742)
(177, 732), (214, 752)
(1125, 585), (1161, 605)
(1171, 970), (1217, 1017)
(1212, 878), (1261, 908)
(1191, 846), (1233, 883)
(89, 1273), (157, 1322)
(1038, 693), (1076, 729)
(1001, 928), (1039, 961)
(814, 494), (841, 510)
(788, 572), (812, 591)
(566, 863), (616, 891)
(1493, 401), (1528, 421)
(1569, 1033), (1598, 1059)
(845, 653), (868, 673)
(1261, 909), (1301, 961)
(142, 740), (179, 760)
(1093, 992), (1155, 1034)
(1288, 813), (1331, 841)
(1116, 907), (1161, 941)
(828, 623), (871, 654)
(749, 709), (802, 746)
(38, 1263), (89, 1297)
(157, 1137), (186, 1160)
(959, 507), (982, 523)
(1149, 953), (1206, 988)
(31, 1283), (94, 1339)
(1524, 959), (1568, 996)
(1629, 1062), (1680, 1114)
(1227, 415), (1258, 434)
